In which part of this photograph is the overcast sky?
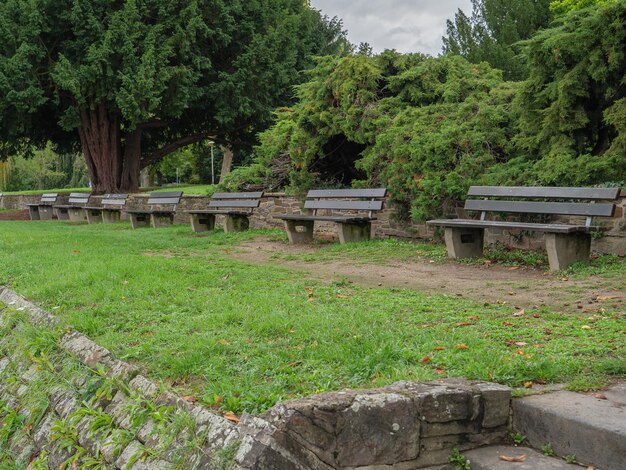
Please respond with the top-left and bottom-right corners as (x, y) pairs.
(310, 0), (473, 56)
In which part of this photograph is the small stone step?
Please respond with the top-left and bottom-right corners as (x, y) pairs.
(463, 446), (580, 469)
(512, 384), (626, 470)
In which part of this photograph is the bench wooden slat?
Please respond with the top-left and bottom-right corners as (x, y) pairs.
(208, 200), (260, 208)
(468, 186), (620, 200)
(278, 214), (375, 223)
(465, 199), (615, 217)
(68, 193), (90, 204)
(211, 192), (264, 199)
(304, 200), (384, 211)
(307, 188), (387, 198)
(40, 193), (58, 204)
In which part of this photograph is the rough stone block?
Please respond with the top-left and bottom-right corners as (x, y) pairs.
(129, 375), (160, 399)
(60, 331), (111, 368)
(418, 386), (478, 423)
(474, 382), (511, 428)
(115, 440), (145, 469)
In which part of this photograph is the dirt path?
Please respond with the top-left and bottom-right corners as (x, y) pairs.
(229, 238), (626, 314)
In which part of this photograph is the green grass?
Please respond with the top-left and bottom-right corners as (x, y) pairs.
(0, 222), (624, 414)
(1, 187), (90, 195)
(151, 184), (215, 195)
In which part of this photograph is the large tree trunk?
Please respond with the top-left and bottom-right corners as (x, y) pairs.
(219, 145), (234, 183)
(77, 104), (141, 193)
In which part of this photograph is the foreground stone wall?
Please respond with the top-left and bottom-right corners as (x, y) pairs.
(0, 287), (512, 469)
(2, 190), (624, 254)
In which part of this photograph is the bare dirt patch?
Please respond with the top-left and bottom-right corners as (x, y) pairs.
(229, 238), (626, 315)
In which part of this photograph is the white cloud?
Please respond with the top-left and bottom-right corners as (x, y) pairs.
(310, 0), (473, 55)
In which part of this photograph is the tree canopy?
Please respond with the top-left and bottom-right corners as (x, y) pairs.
(227, 1), (626, 221)
(443, 0), (552, 80)
(0, 0), (349, 192)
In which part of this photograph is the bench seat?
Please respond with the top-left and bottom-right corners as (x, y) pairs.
(278, 214), (376, 224)
(275, 188), (387, 244)
(427, 186), (619, 270)
(426, 219), (595, 234)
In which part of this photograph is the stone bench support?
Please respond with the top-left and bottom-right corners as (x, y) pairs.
(101, 210), (121, 224)
(190, 213), (216, 233)
(55, 208), (70, 220)
(68, 208), (87, 222)
(85, 209), (103, 224)
(38, 205), (55, 220)
(444, 227), (485, 258)
(545, 232), (591, 271)
(284, 220), (314, 244)
(224, 214), (250, 233)
(129, 213), (150, 229)
(337, 222), (371, 244)
(150, 212), (174, 228)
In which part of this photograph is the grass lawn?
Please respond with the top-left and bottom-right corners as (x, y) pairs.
(0, 222), (624, 414)
(1, 184), (212, 196)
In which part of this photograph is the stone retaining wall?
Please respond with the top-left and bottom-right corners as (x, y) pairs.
(0, 287), (512, 469)
(2, 190), (624, 254)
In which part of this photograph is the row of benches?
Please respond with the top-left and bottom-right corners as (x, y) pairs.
(22, 186), (621, 271)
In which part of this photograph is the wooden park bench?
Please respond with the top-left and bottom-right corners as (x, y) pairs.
(53, 193), (91, 222)
(83, 194), (129, 224)
(25, 193), (58, 220)
(186, 192), (263, 233)
(276, 188), (387, 244)
(427, 186), (621, 271)
(123, 191), (182, 229)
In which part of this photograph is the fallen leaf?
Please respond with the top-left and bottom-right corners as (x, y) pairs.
(513, 309), (525, 317)
(454, 344), (469, 350)
(433, 347), (445, 351)
(288, 360), (303, 368)
(502, 321), (514, 327)
(224, 411), (240, 424)
(597, 295), (618, 301)
(593, 393), (607, 400)
(515, 349), (525, 355)
(456, 321), (472, 327)
(218, 339), (230, 346)
(421, 356), (431, 364)
(72, 249), (80, 254)
(524, 381), (533, 389)
(581, 325), (592, 330)
(467, 315), (479, 321)
(514, 342), (528, 347)
(508, 266), (520, 270)
(336, 294), (351, 299)
(181, 395), (198, 403)
(499, 454), (527, 462)
(434, 367), (446, 375)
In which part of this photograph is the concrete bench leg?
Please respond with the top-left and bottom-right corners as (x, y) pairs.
(86, 209), (103, 224)
(284, 220), (314, 244)
(224, 214), (249, 233)
(151, 213), (174, 228)
(38, 205), (54, 220)
(337, 222), (371, 243)
(68, 208), (86, 222)
(129, 213), (150, 229)
(28, 206), (40, 220)
(190, 213), (215, 232)
(55, 208), (70, 220)
(444, 227), (484, 258)
(545, 232), (591, 271)
(102, 210), (120, 224)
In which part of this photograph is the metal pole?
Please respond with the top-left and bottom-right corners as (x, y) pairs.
(211, 145), (215, 185)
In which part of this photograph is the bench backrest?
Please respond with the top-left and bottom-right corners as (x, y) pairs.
(101, 194), (129, 208)
(465, 186), (619, 227)
(147, 191), (183, 210)
(208, 192), (264, 211)
(40, 193), (58, 205)
(67, 192), (90, 205)
(304, 188), (387, 217)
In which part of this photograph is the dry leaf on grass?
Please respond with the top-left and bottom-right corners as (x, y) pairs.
(454, 344), (469, 350)
(181, 395), (198, 403)
(513, 309), (525, 317)
(499, 454), (527, 462)
(224, 411), (240, 424)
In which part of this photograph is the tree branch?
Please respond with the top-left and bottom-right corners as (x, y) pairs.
(140, 132), (214, 169)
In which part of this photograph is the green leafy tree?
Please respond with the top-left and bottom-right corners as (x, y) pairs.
(232, 51), (517, 220)
(0, 0), (349, 192)
(510, 0), (626, 184)
(550, 0), (617, 15)
(443, 0), (552, 80)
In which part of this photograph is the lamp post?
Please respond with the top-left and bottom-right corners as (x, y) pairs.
(208, 141), (215, 185)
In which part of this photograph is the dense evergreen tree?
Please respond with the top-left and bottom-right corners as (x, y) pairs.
(0, 0), (349, 192)
(508, 0), (626, 184)
(443, 0), (552, 80)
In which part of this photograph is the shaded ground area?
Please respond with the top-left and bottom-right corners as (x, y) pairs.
(232, 238), (626, 316)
